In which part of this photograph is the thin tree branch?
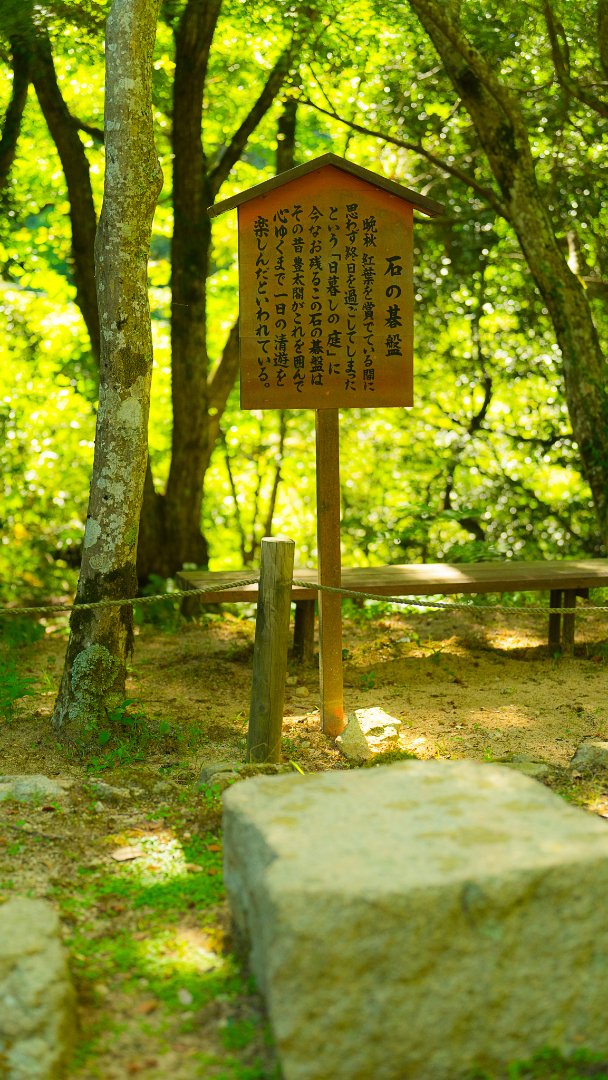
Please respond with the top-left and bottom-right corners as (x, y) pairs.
(599, 0), (608, 80)
(31, 29), (100, 361)
(220, 427), (247, 564)
(75, 119), (104, 142)
(542, 0), (608, 119)
(298, 95), (510, 219)
(208, 319), (240, 410)
(208, 47), (292, 199)
(263, 411), (287, 537)
(0, 38), (30, 195)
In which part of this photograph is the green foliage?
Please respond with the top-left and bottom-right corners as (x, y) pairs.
(134, 575), (181, 632)
(222, 1019), (257, 1051)
(1, 0), (608, 607)
(0, 655), (38, 721)
(507, 1047), (608, 1080)
(84, 698), (174, 769)
(0, 616), (45, 648)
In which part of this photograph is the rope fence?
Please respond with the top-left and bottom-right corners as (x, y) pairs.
(296, 580), (608, 615)
(2, 577), (608, 618)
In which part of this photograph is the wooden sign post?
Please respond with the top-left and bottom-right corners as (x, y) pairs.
(208, 153), (442, 737)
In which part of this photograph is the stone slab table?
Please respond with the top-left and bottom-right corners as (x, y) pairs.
(222, 760), (608, 1080)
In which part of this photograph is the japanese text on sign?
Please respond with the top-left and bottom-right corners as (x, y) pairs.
(239, 166), (413, 409)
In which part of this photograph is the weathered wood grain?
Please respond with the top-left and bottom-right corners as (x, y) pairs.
(247, 537), (295, 764)
(176, 559), (608, 603)
(316, 409), (344, 737)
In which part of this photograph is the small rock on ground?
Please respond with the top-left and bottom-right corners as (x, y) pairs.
(197, 761), (296, 792)
(504, 761), (550, 779)
(570, 740), (608, 770)
(335, 707), (401, 762)
(0, 776), (72, 804)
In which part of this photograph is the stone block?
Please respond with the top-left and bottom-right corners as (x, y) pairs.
(0, 898), (76, 1080)
(87, 778), (142, 802)
(334, 707), (401, 762)
(0, 776), (72, 804)
(570, 739), (608, 770)
(504, 761), (549, 780)
(197, 761), (295, 793)
(223, 760), (608, 1080)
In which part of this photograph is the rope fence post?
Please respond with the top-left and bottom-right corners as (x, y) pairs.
(247, 537), (295, 764)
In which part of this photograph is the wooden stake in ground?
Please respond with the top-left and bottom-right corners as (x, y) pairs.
(316, 410), (344, 737)
(247, 537), (295, 763)
(52, 0), (163, 740)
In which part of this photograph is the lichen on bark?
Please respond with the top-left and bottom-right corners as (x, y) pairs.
(67, 645), (121, 737)
(52, 0), (163, 743)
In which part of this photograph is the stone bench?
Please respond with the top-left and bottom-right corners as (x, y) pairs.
(223, 760), (608, 1080)
(176, 558), (608, 659)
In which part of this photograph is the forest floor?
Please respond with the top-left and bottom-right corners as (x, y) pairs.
(2, 598), (608, 1079)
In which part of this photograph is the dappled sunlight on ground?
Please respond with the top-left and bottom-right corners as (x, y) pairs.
(2, 601), (608, 1075)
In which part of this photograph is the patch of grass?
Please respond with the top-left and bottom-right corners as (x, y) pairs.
(222, 1019), (257, 1050)
(0, 616), (45, 648)
(134, 574), (182, 633)
(58, 837), (231, 1017)
(508, 1047), (608, 1079)
(196, 1056), (281, 1080)
(0, 657), (38, 721)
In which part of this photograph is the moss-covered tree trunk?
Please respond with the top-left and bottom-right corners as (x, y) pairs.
(52, 0), (163, 742)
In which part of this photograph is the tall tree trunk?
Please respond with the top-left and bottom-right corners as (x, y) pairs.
(407, 1), (608, 548)
(31, 30), (100, 361)
(137, 0), (295, 584)
(162, 0), (221, 575)
(0, 37), (30, 194)
(52, 0), (163, 741)
(276, 96), (297, 173)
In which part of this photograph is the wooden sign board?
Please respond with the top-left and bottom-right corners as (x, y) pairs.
(209, 154), (443, 411)
(238, 165), (412, 409)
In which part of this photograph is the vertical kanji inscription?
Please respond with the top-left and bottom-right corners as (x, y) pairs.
(239, 164), (413, 408)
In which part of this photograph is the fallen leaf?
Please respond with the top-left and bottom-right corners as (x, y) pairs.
(131, 931), (148, 941)
(41, 805), (56, 812)
(206, 867), (220, 875)
(137, 1000), (158, 1014)
(207, 844), (222, 852)
(185, 862), (204, 873)
(173, 1042), (190, 1052)
(111, 846), (144, 862)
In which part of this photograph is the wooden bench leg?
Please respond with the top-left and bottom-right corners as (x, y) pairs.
(293, 599), (315, 664)
(562, 589), (577, 656)
(548, 590), (562, 652)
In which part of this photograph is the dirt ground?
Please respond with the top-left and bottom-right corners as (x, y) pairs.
(2, 599), (608, 1078)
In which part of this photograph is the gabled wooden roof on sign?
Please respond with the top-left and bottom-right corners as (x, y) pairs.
(207, 152), (445, 219)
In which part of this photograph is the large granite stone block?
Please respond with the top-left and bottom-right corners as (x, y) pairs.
(223, 760), (608, 1080)
(0, 899), (76, 1079)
